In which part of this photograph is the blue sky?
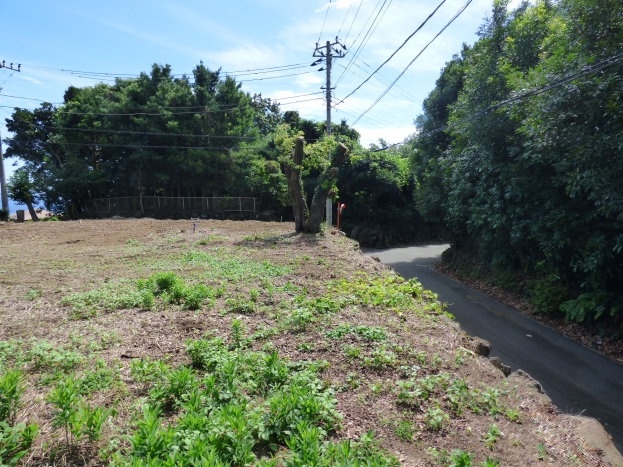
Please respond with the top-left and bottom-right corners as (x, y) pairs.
(0, 0), (521, 213)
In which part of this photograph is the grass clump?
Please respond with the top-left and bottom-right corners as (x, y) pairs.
(326, 324), (388, 341)
(183, 250), (291, 282)
(63, 272), (217, 318)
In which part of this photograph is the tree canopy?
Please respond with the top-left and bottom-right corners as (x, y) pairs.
(409, 0), (623, 327)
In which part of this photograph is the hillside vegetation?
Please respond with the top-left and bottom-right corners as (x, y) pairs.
(409, 0), (623, 332)
(0, 219), (606, 466)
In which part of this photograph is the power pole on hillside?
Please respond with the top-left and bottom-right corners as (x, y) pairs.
(313, 37), (345, 227)
(0, 62), (21, 214)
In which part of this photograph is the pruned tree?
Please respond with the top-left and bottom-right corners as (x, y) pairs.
(276, 126), (350, 233)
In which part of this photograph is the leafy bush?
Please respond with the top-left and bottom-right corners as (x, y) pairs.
(0, 422), (38, 467)
(0, 371), (26, 425)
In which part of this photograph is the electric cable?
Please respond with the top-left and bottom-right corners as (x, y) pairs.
(317, 0), (332, 44)
(343, 0), (364, 44)
(352, 0), (473, 124)
(334, 0), (389, 87)
(0, 91), (323, 108)
(0, 97), (324, 116)
(336, 1), (354, 38)
(336, 0), (446, 105)
(39, 141), (279, 150)
(373, 52), (623, 151)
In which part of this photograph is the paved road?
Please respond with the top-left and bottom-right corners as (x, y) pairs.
(365, 244), (623, 451)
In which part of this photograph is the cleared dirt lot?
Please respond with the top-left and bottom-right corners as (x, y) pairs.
(0, 219), (610, 466)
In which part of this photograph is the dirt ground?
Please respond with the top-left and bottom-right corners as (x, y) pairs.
(0, 219), (613, 466)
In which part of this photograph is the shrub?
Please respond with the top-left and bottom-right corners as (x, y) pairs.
(0, 421), (39, 467)
(0, 370), (26, 425)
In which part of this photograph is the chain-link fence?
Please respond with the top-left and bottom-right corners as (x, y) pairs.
(83, 196), (257, 219)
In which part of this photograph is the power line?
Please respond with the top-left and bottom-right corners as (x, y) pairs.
(333, 62), (421, 107)
(0, 97), (324, 116)
(336, 0), (446, 106)
(375, 52), (623, 151)
(334, 0), (389, 87)
(317, 0), (333, 44)
(343, 0), (364, 44)
(45, 142), (278, 150)
(352, 0), (473, 124)
(0, 91), (323, 108)
(53, 128), (261, 139)
(22, 62), (309, 79)
(357, 58), (422, 103)
(336, 0), (354, 38)
(18, 63), (313, 85)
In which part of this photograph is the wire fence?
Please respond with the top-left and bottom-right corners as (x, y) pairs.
(83, 196), (258, 219)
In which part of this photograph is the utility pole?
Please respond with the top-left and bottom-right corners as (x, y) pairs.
(312, 37), (345, 137)
(313, 37), (345, 227)
(0, 62), (21, 214)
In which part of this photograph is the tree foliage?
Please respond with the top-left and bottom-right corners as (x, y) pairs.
(3, 63), (286, 218)
(410, 0), (623, 326)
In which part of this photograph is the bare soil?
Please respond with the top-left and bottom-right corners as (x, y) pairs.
(0, 219), (612, 466)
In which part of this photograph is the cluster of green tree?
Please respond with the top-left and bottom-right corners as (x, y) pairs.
(4, 63), (287, 218)
(409, 0), (623, 329)
(3, 64), (425, 238)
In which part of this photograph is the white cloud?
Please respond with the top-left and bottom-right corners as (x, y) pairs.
(355, 125), (415, 147)
(316, 0), (356, 12)
(18, 75), (42, 85)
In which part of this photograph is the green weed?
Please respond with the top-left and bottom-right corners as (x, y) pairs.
(29, 341), (84, 373)
(0, 370), (26, 425)
(425, 407), (449, 431)
(297, 342), (315, 352)
(225, 297), (255, 314)
(449, 449), (473, 467)
(286, 308), (315, 332)
(483, 424), (502, 449)
(363, 346), (397, 369)
(326, 324), (388, 341)
(25, 289), (42, 301)
(197, 235), (228, 244)
(481, 457), (500, 467)
(395, 419), (415, 442)
(0, 421), (39, 467)
(342, 345), (362, 360)
(506, 407), (520, 422)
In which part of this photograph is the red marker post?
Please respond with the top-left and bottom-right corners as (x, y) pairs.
(337, 203), (346, 230)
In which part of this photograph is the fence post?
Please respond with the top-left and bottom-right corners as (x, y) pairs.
(239, 198), (242, 212)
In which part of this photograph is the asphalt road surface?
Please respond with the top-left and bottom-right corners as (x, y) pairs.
(365, 244), (623, 451)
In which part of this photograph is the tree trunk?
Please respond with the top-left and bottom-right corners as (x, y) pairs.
(303, 143), (349, 233)
(283, 137), (308, 232)
(26, 201), (39, 222)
